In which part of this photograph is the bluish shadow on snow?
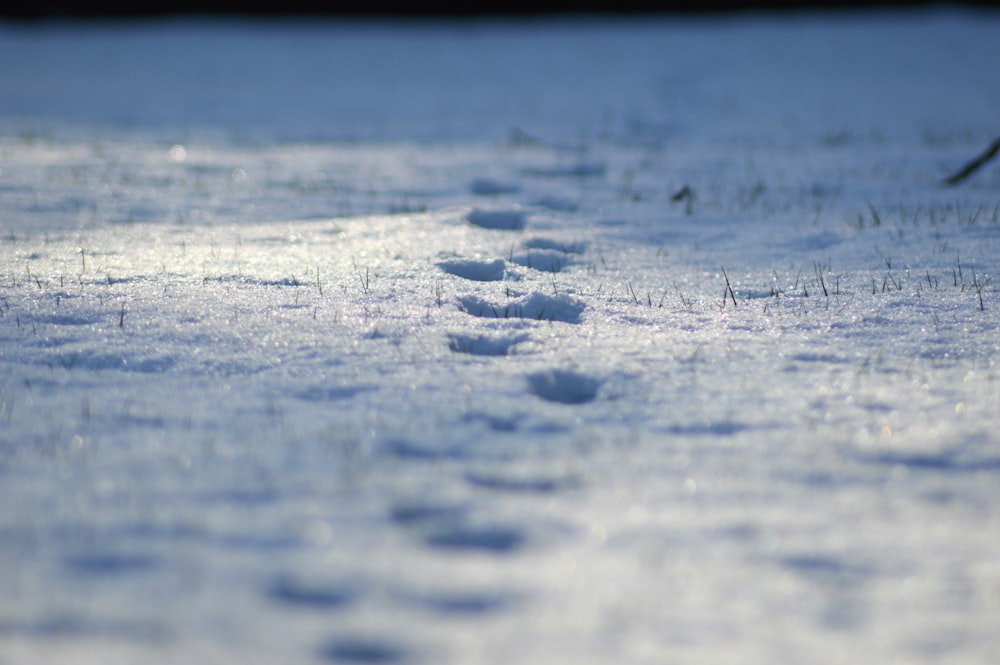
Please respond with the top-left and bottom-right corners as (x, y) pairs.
(202, 274), (305, 288)
(382, 439), (466, 462)
(852, 448), (1000, 474)
(531, 195), (578, 212)
(521, 237), (588, 254)
(783, 230), (844, 251)
(460, 411), (521, 432)
(447, 332), (530, 356)
(510, 250), (573, 273)
(198, 486), (281, 507)
(464, 471), (580, 494)
(660, 420), (750, 436)
(780, 554), (876, 583)
(789, 352), (849, 364)
(319, 636), (410, 664)
(389, 501), (470, 527)
(520, 162), (606, 178)
(295, 385), (376, 402)
(0, 615), (171, 642)
(402, 589), (521, 617)
(424, 524), (526, 554)
(45, 353), (176, 374)
(469, 178), (521, 196)
(526, 369), (602, 405)
(32, 312), (104, 326)
(466, 208), (526, 231)
(457, 292), (585, 324)
(212, 532), (306, 552)
(63, 552), (160, 578)
(774, 553), (875, 629)
(266, 575), (358, 611)
(116, 521), (204, 544)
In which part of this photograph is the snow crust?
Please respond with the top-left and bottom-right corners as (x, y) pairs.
(1, 9), (1000, 665)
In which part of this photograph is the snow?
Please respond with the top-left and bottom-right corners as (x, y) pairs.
(2, 8), (1000, 665)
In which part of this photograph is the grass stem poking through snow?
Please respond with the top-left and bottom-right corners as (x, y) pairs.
(970, 268), (990, 311)
(867, 202), (882, 228)
(721, 267), (737, 308)
(359, 267), (370, 294)
(627, 281), (639, 305)
(671, 185), (695, 215)
(942, 136), (1000, 186)
(814, 262), (829, 297)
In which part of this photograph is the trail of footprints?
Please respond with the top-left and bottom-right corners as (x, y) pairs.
(276, 180), (605, 663)
(448, 203), (602, 405)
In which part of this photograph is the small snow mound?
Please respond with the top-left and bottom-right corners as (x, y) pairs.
(470, 178), (521, 196)
(527, 369), (603, 404)
(437, 258), (505, 282)
(466, 207), (526, 231)
(511, 250), (573, 273)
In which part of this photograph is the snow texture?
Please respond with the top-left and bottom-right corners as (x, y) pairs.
(1, 9), (1000, 665)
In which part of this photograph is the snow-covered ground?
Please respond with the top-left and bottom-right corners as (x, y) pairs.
(2, 9), (999, 664)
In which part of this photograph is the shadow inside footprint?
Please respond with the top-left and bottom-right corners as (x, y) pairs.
(266, 575), (357, 611)
(527, 369), (602, 404)
(466, 208), (526, 230)
(63, 553), (159, 578)
(447, 332), (529, 356)
(464, 471), (580, 494)
(320, 637), (409, 663)
(425, 524), (526, 554)
(409, 590), (520, 617)
(511, 250), (572, 273)
(470, 178), (521, 195)
(521, 237), (587, 254)
(457, 292), (584, 324)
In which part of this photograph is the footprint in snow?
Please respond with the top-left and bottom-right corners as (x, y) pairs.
(424, 523), (526, 554)
(521, 237), (588, 254)
(319, 637), (410, 663)
(466, 207), (526, 231)
(266, 575), (357, 611)
(510, 249), (573, 273)
(469, 178), (521, 196)
(464, 470), (580, 494)
(457, 292), (585, 324)
(447, 332), (530, 356)
(532, 195), (578, 211)
(404, 589), (520, 617)
(521, 162), (606, 178)
(527, 369), (602, 404)
(436, 257), (505, 282)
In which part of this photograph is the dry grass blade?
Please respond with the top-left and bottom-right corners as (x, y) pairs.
(943, 136), (1000, 186)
